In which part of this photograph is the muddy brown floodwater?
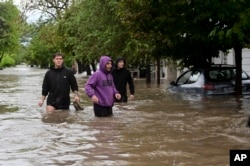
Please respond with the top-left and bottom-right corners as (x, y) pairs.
(1, 65), (250, 166)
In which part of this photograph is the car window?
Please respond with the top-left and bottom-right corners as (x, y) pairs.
(207, 69), (233, 82)
(233, 69), (250, 80)
(176, 70), (201, 85)
(242, 71), (249, 79)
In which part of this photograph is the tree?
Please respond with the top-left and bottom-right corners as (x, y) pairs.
(208, 0), (250, 95)
(114, 0), (176, 83)
(27, 22), (63, 68)
(112, 1), (151, 82)
(58, 0), (131, 74)
(168, 0), (250, 95)
(0, 1), (21, 63)
(20, 0), (71, 20)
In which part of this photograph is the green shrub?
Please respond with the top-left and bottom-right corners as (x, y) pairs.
(0, 55), (15, 67)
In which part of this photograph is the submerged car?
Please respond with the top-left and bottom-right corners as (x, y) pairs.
(167, 65), (250, 95)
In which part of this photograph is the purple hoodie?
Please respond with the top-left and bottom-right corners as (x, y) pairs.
(85, 56), (119, 107)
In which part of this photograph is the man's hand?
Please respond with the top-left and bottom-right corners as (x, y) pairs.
(38, 96), (46, 107)
(74, 91), (80, 102)
(128, 94), (134, 100)
(91, 95), (98, 103)
(38, 100), (44, 107)
(74, 95), (80, 102)
(115, 93), (121, 100)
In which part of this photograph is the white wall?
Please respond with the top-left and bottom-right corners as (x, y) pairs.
(165, 48), (250, 81)
(242, 49), (250, 75)
(212, 49), (250, 75)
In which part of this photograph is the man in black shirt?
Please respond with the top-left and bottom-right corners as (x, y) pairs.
(112, 57), (135, 102)
(38, 53), (79, 113)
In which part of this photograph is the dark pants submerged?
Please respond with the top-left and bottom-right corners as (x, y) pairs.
(93, 104), (113, 117)
(47, 103), (69, 110)
(47, 98), (70, 110)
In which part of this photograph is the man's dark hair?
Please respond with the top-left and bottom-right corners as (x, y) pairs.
(53, 52), (64, 59)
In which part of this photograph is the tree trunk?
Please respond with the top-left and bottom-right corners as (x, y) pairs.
(0, 51), (4, 63)
(91, 62), (96, 72)
(77, 60), (84, 74)
(156, 58), (160, 85)
(146, 59), (151, 83)
(234, 45), (242, 96)
(86, 65), (92, 76)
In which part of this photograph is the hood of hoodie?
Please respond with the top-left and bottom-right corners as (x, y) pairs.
(114, 57), (126, 69)
(99, 55), (112, 73)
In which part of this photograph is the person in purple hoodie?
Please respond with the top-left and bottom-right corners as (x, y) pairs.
(85, 55), (121, 117)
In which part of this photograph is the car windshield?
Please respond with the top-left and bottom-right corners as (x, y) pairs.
(177, 70), (201, 85)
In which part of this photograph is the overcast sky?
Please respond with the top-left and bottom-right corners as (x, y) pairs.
(13, 0), (41, 23)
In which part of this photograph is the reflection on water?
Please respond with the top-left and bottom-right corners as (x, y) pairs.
(1, 65), (250, 165)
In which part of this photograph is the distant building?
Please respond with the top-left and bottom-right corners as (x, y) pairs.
(156, 48), (250, 81)
(212, 49), (250, 75)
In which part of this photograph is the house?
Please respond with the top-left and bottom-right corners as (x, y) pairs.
(212, 49), (250, 75)
(163, 48), (250, 82)
(148, 48), (250, 82)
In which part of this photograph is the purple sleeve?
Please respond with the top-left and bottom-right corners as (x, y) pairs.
(113, 85), (119, 95)
(85, 73), (98, 98)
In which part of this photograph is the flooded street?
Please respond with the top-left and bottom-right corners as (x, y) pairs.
(1, 65), (250, 166)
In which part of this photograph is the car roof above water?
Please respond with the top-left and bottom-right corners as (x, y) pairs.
(190, 64), (236, 70)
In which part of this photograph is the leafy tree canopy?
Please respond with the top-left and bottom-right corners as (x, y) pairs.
(0, 1), (21, 63)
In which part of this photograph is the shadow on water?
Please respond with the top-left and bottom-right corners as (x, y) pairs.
(0, 105), (18, 113)
(162, 77), (250, 111)
(41, 111), (72, 124)
(1, 66), (250, 165)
